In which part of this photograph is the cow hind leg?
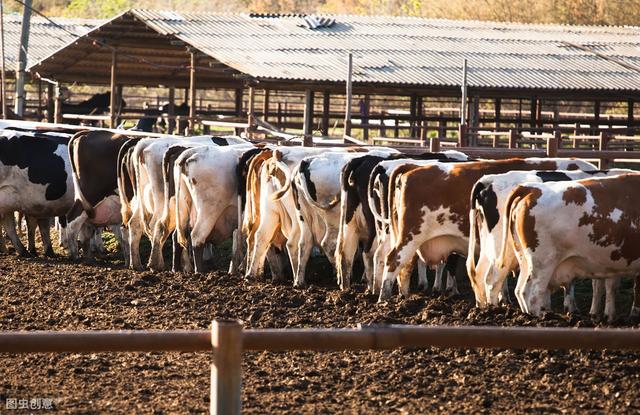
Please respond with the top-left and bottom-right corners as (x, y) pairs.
(128, 220), (146, 271)
(631, 275), (640, 317)
(38, 218), (55, 257)
(589, 279), (604, 316)
(1, 213), (29, 257)
(604, 277), (620, 322)
(26, 215), (38, 256)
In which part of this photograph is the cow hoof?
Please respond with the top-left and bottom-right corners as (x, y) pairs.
(18, 250), (32, 258)
(44, 249), (57, 258)
(417, 283), (428, 293)
(28, 249), (38, 257)
(630, 307), (640, 318)
(293, 282), (307, 289)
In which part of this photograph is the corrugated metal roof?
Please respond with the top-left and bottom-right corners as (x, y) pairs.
(3, 13), (99, 70)
(30, 9), (640, 92)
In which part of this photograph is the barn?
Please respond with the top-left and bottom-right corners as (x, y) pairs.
(27, 9), (640, 142)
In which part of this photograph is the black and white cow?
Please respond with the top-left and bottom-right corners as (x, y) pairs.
(0, 129), (74, 256)
(66, 130), (134, 260)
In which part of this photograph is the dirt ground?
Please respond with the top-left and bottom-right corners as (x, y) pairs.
(1, 250), (640, 414)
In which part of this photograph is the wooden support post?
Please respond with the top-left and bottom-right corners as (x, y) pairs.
(409, 94), (417, 137)
(262, 89), (270, 122)
(437, 112), (446, 139)
(394, 117), (399, 139)
(302, 89), (314, 147)
(210, 320), (242, 415)
(188, 50), (197, 134)
(420, 121), (427, 147)
(536, 98), (543, 129)
(470, 96), (480, 146)
(46, 83), (54, 123)
(508, 129), (517, 149)
(593, 100), (601, 135)
(495, 98), (501, 129)
(109, 49), (118, 128)
(234, 88), (243, 136)
(247, 86), (255, 137)
(277, 102), (282, 127)
(168, 86), (175, 134)
(362, 94), (370, 142)
(546, 134), (558, 158)
(343, 53), (353, 141)
(457, 123), (467, 147)
(628, 99), (634, 132)
(235, 88), (243, 117)
(429, 135), (440, 153)
(321, 91), (330, 136)
(529, 97), (537, 132)
(599, 132), (611, 169)
(54, 84), (62, 124)
(379, 111), (386, 137)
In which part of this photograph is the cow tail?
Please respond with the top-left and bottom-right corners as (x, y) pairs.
(497, 186), (527, 270)
(387, 164), (418, 239)
(68, 131), (95, 218)
(467, 182), (482, 277)
(367, 165), (389, 226)
(174, 154), (192, 249)
(162, 146), (188, 222)
(270, 151), (293, 201)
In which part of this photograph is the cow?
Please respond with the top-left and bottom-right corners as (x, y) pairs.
(0, 130), (74, 257)
(499, 173), (640, 320)
(66, 130), (134, 261)
(173, 144), (255, 273)
(241, 147), (292, 281)
(378, 157), (598, 301)
(468, 168), (633, 312)
(288, 148), (399, 288)
(336, 151), (469, 292)
(245, 146), (375, 286)
(121, 135), (246, 271)
(367, 152), (471, 294)
(148, 140), (253, 272)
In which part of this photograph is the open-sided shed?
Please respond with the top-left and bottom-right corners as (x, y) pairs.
(28, 9), (640, 136)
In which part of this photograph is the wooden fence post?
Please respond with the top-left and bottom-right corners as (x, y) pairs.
(546, 134), (558, 158)
(211, 320), (243, 415)
(599, 132), (611, 169)
(430, 136), (440, 153)
(508, 129), (517, 149)
(457, 123), (468, 147)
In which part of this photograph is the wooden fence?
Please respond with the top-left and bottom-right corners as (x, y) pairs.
(2, 321), (640, 414)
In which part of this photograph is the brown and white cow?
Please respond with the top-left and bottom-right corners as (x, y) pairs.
(468, 168), (632, 312)
(367, 152), (471, 294)
(500, 173), (640, 320)
(378, 157), (597, 301)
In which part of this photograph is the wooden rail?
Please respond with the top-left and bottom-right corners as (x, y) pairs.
(3, 322), (640, 415)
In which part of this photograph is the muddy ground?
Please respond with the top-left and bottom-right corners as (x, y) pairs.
(1, 247), (640, 414)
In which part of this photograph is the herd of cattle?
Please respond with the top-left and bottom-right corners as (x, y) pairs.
(1, 122), (640, 321)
